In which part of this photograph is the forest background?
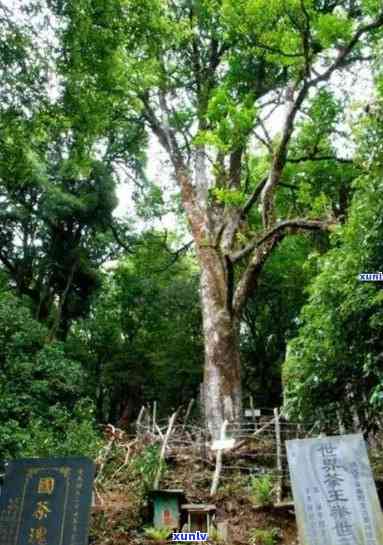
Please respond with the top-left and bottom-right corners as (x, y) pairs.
(1, 0), (383, 459)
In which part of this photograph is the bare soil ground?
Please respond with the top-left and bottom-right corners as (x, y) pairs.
(90, 442), (298, 545)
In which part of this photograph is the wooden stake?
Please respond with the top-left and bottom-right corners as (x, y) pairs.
(336, 409), (345, 435)
(210, 420), (228, 496)
(182, 399), (194, 432)
(153, 412), (177, 490)
(274, 408), (282, 505)
(152, 401), (157, 434)
(136, 406), (145, 435)
(249, 395), (257, 431)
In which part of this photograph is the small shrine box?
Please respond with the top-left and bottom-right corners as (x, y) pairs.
(181, 504), (216, 533)
(150, 489), (185, 529)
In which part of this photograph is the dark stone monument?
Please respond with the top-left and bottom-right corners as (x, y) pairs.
(0, 457), (95, 545)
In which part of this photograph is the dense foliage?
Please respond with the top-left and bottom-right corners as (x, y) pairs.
(68, 235), (203, 423)
(283, 87), (383, 432)
(1, 0), (383, 458)
(0, 292), (101, 459)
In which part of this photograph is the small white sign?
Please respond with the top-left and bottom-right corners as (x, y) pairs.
(211, 439), (235, 451)
(244, 409), (261, 417)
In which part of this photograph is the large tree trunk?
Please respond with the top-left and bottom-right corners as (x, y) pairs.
(199, 249), (242, 439)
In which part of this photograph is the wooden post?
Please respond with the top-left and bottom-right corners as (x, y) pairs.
(250, 395), (257, 431)
(297, 423), (301, 438)
(336, 409), (345, 435)
(153, 412), (177, 490)
(210, 420), (228, 496)
(152, 401), (157, 434)
(136, 406), (145, 435)
(182, 399), (194, 432)
(274, 408), (282, 505)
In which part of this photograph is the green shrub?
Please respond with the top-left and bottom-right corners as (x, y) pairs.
(249, 527), (280, 545)
(0, 294), (101, 460)
(208, 525), (224, 543)
(218, 471), (247, 498)
(249, 474), (275, 506)
(20, 400), (102, 459)
(132, 443), (163, 492)
(143, 526), (172, 541)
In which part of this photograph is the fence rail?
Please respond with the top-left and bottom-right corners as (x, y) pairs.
(98, 402), (383, 502)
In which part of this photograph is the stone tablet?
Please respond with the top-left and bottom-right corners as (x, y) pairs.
(286, 433), (383, 545)
(0, 457), (95, 545)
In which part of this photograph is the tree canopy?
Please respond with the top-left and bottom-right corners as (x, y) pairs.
(1, 0), (383, 453)
(283, 82), (383, 432)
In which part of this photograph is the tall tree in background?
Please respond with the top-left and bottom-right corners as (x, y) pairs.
(59, 0), (383, 436)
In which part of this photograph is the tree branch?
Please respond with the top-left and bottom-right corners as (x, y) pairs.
(140, 93), (207, 241)
(233, 235), (282, 316)
(0, 249), (16, 274)
(232, 216), (334, 314)
(300, 0), (313, 78)
(260, 10), (383, 229)
(260, 82), (310, 226)
(231, 217), (331, 263)
(149, 240), (194, 273)
(109, 223), (136, 254)
(229, 148), (243, 188)
(310, 12), (383, 86)
(287, 155), (353, 164)
(141, 95), (173, 154)
(242, 176), (269, 217)
(218, 177), (268, 252)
